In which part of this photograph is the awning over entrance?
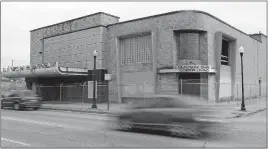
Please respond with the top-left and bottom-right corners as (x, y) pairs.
(2, 62), (90, 78)
(2, 66), (88, 78)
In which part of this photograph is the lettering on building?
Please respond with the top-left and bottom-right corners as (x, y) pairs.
(176, 65), (210, 72)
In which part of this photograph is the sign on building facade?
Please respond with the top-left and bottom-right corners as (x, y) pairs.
(176, 65), (210, 72)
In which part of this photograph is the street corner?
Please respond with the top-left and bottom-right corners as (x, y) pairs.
(230, 108), (267, 118)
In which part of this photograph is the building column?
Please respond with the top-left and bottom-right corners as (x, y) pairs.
(151, 31), (157, 94)
(230, 41), (237, 101)
(115, 38), (122, 103)
(208, 32), (222, 103)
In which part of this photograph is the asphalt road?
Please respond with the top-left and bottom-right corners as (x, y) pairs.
(1, 108), (267, 148)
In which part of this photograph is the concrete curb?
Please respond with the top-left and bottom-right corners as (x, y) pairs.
(40, 106), (114, 115)
(41, 106), (267, 119)
(244, 108), (267, 117)
(231, 108), (267, 118)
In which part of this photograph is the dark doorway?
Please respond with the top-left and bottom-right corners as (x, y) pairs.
(178, 73), (201, 96)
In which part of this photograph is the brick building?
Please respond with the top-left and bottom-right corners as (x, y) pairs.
(3, 10), (267, 103)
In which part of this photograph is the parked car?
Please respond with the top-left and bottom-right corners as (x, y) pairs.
(1, 90), (42, 110)
(113, 95), (225, 139)
(1, 95), (5, 100)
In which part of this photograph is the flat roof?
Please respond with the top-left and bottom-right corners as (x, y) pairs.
(30, 12), (120, 32)
(31, 10), (266, 43)
(107, 10), (266, 42)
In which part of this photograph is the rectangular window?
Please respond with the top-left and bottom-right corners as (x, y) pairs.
(120, 34), (152, 65)
(175, 32), (200, 60)
(221, 39), (230, 65)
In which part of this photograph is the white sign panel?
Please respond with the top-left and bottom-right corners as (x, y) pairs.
(105, 74), (112, 81)
(88, 81), (97, 98)
(176, 65), (210, 72)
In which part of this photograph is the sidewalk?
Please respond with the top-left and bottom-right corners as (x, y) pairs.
(40, 97), (267, 118)
(41, 102), (130, 115)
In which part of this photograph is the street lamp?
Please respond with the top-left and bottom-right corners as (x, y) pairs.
(92, 50), (98, 109)
(239, 45), (246, 111)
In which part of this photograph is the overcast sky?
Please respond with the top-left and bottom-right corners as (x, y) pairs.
(1, 2), (266, 69)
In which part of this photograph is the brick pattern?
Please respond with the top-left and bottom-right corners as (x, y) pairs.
(107, 12), (206, 102)
(156, 73), (178, 94)
(30, 13), (119, 103)
(43, 27), (105, 69)
(202, 13), (267, 101)
(200, 33), (208, 65)
(176, 33), (200, 60)
(31, 13), (118, 66)
(120, 34), (152, 65)
(30, 11), (266, 103)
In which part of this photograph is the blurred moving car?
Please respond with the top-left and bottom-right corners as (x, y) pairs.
(114, 95), (225, 139)
(1, 90), (42, 110)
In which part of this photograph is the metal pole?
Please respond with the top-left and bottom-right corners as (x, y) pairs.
(240, 53), (246, 111)
(82, 82), (87, 104)
(60, 83), (63, 103)
(236, 84), (239, 107)
(12, 60), (14, 82)
(259, 78), (261, 98)
(92, 55), (97, 108)
(180, 79), (183, 95)
(107, 81), (112, 111)
(107, 83), (109, 110)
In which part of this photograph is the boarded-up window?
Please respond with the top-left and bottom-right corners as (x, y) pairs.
(120, 34), (152, 65)
(175, 33), (200, 60)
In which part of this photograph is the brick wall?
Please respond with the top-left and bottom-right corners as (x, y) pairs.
(176, 33), (200, 60)
(201, 12), (267, 101)
(43, 27), (105, 69)
(30, 10), (266, 103)
(107, 10), (266, 102)
(30, 12), (119, 66)
(107, 11), (208, 102)
(30, 12), (119, 103)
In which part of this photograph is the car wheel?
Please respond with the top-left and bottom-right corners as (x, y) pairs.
(13, 103), (20, 111)
(169, 125), (203, 139)
(117, 119), (132, 131)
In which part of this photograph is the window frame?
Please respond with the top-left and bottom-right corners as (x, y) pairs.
(119, 33), (152, 65)
(221, 37), (232, 66)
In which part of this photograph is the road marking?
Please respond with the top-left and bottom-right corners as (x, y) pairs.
(1, 138), (30, 146)
(1, 116), (64, 128)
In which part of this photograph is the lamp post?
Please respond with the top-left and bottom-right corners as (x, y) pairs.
(239, 45), (246, 111)
(92, 50), (98, 109)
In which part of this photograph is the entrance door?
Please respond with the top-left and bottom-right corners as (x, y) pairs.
(178, 73), (201, 96)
